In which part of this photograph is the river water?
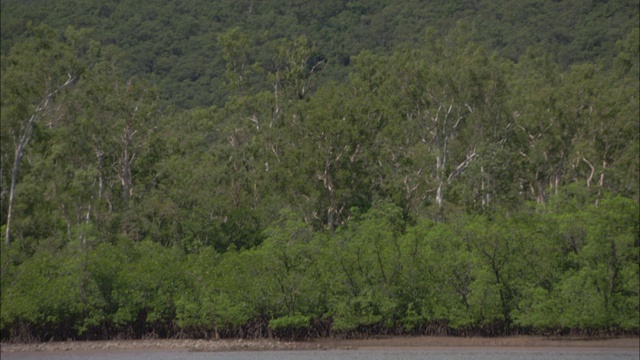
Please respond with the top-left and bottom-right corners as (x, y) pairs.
(3, 349), (638, 360)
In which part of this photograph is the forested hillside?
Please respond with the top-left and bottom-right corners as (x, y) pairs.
(1, 0), (639, 341)
(2, 0), (638, 108)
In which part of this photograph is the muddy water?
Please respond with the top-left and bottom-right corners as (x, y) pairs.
(3, 349), (638, 360)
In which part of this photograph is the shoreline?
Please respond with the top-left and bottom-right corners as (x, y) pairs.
(2, 335), (638, 353)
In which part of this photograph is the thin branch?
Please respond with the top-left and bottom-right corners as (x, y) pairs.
(582, 157), (595, 188)
(447, 149), (477, 184)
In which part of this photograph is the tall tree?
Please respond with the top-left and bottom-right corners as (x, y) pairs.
(1, 25), (79, 246)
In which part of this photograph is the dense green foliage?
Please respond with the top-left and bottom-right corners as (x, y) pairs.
(1, 199), (638, 340)
(1, 0), (638, 341)
(2, 0), (637, 108)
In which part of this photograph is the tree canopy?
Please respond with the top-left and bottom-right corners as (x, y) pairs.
(1, 1), (638, 341)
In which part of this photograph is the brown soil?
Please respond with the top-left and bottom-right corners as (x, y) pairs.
(1, 336), (638, 353)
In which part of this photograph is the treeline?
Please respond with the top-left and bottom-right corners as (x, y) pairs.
(1, 13), (639, 342)
(1, 198), (638, 341)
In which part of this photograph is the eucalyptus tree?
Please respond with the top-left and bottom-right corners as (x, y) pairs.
(1, 25), (79, 246)
(362, 30), (514, 216)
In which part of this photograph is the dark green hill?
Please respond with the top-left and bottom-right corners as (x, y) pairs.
(2, 0), (637, 109)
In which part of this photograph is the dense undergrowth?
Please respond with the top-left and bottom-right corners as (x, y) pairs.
(2, 197), (638, 342)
